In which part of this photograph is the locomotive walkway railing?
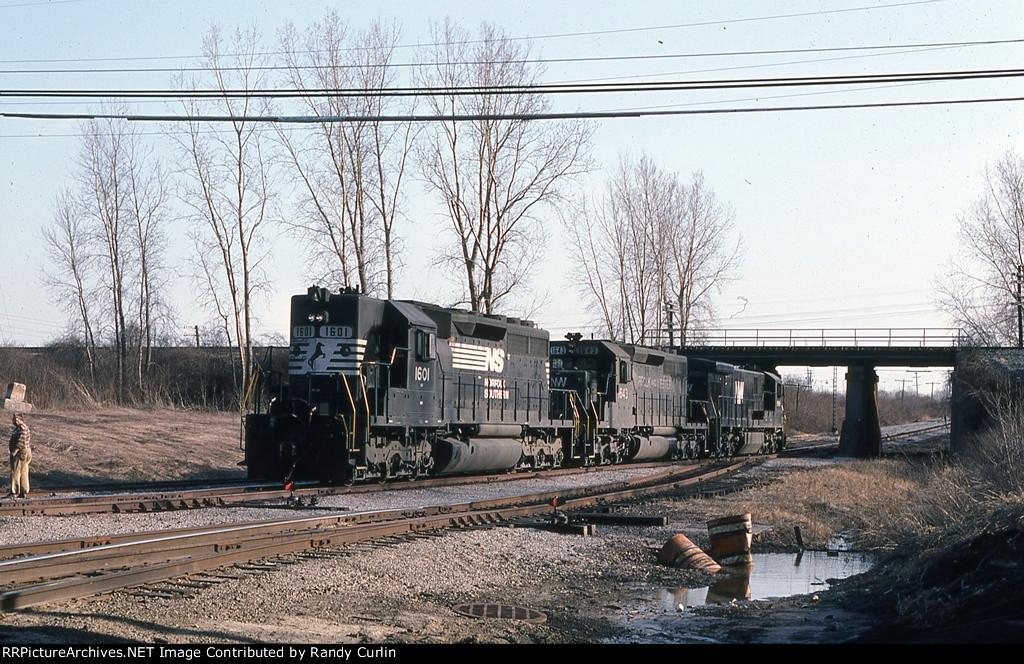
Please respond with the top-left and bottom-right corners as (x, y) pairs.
(690, 328), (964, 348)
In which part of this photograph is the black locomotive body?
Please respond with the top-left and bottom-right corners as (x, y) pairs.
(686, 358), (787, 457)
(548, 338), (786, 466)
(245, 287), (786, 483)
(245, 286), (556, 483)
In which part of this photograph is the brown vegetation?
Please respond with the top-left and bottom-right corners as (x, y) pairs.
(784, 381), (947, 435)
(0, 344), (287, 410)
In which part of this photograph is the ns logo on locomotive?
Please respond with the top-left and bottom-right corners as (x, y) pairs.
(244, 286), (786, 484)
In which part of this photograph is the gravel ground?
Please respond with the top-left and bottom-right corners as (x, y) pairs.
(0, 456), (878, 645)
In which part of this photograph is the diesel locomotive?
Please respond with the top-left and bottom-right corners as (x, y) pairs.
(244, 287), (786, 483)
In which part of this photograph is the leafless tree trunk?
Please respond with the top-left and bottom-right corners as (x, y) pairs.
(80, 116), (130, 401)
(278, 14), (413, 298)
(43, 111), (170, 404)
(42, 191), (98, 388)
(172, 25), (276, 402)
(417, 20), (591, 313)
(938, 149), (1024, 346)
(124, 136), (169, 396)
(670, 172), (742, 345)
(567, 154), (740, 345)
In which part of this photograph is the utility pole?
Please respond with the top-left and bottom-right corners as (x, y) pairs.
(664, 300), (676, 347)
(908, 370), (925, 396)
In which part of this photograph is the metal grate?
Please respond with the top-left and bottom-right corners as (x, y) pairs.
(452, 603), (547, 624)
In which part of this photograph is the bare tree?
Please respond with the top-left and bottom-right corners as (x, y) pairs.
(669, 171), (742, 344)
(171, 24), (277, 400)
(123, 135), (170, 395)
(938, 149), (1024, 347)
(42, 111), (171, 403)
(567, 154), (740, 345)
(417, 20), (591, 313)
(81, 116), (131, 400)
(278, 14), (414, 298)
(42, 190), (98, 387)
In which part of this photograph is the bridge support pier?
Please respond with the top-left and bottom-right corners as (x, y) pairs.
(839, 365), (882, 458)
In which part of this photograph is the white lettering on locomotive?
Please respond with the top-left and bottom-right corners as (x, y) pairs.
(292, 325), (353, 340)
(450, 341), (505, 373)
(634, 374), (675, 390)
(484, 377), (509, 399)
(322, 325), (354, 338)
(414, 366), (431, 382)
(487, 347), (505, 373)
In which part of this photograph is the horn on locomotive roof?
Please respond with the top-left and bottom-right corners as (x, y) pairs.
(306, 285), (331, 302)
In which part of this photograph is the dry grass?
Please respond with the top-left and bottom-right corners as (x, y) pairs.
(23, 408), (247, 487)
(678, 411), (1024, 635)
(683, 459), (934, 551)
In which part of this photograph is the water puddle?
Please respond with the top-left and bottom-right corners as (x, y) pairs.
(639, 550), (874, 612)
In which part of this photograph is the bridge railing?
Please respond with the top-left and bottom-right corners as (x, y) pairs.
(688, 328), (964, 348)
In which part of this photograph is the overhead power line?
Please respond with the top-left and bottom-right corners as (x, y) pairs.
(2, 67), (1021, 100)
(5, 94), (1023, 124)
(3, 38), (1020, 75)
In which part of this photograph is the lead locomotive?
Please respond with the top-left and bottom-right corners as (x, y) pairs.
(245, 287), (786, 483)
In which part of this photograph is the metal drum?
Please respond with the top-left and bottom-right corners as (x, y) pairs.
(707, 513), (754, 566)
(657, 534), (722, 573)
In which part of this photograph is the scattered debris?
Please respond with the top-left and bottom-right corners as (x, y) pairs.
(571, 513), (667, 526)
(1, 382), (33, 413)
(658, 533), (722, 573)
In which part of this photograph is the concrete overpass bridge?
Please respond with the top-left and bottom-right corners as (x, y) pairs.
(678, 328), (962, 457)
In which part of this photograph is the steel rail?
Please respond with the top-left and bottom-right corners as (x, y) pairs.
(0, 456), (695, 518)
(0, 459), (753, 611)
(0, 467), (550, 517)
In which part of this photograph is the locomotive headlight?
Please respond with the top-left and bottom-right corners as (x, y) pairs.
(307, 310), (329, 324)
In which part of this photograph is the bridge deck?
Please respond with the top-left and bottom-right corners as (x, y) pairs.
(679, 328), (962, 368)
(676, 345), (958, 368)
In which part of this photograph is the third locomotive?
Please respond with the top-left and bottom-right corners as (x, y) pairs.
(245, 286), (786, 484)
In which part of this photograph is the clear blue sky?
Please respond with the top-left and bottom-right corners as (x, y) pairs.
(3, 0), (1022, 391)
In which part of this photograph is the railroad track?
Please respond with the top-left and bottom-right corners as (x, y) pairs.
(0, 458), (758, 612)
(0, 421), (947, 519)
(0, 458), (704, 518)
(881, 421), (949, 442)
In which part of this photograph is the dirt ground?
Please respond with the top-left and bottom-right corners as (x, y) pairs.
(15, 408), (247, 487)
(3, 408), (1021, 644)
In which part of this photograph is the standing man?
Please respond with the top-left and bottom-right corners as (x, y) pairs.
(9, 413), (31, 498)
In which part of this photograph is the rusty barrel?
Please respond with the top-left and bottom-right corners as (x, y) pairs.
(658, 533), (722, 573)
(706, 513), (753, 567)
